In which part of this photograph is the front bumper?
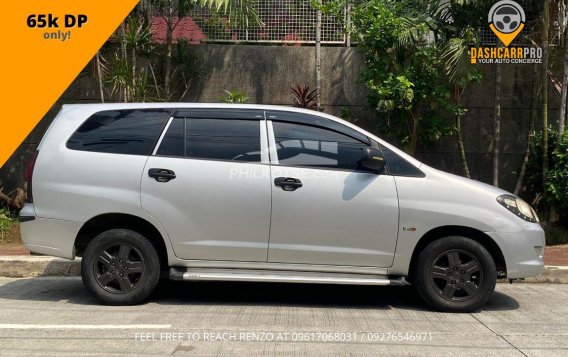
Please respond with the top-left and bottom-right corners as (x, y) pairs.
(486, 222), (545, 279)
(19, 204), (80, 259)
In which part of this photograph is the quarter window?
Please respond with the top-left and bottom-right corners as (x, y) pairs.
(67, 109), (170, 155)
(272, 122), (368, 171)
(379, 144), (425, 177)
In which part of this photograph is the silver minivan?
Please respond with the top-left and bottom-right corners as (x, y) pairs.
(19, 103), (544, 312)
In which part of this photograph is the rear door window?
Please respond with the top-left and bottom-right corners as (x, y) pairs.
(185, 119), (260, 162)
(156, 111), (262, 163)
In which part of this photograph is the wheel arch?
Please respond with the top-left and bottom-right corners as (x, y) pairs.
(74, 213), (169, 270)
(407, 225), (507, 282)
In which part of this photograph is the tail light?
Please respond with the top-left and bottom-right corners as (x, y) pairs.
(24, 150), (39, 203)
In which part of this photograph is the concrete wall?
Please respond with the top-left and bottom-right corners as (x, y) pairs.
(0, 44), (559, 194)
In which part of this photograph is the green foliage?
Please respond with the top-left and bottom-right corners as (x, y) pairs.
(105, 12), (163, 102)
(339, 106), (353, 122)
(219, 90), (249, 103)
(131, 70), (156, 102)
(169, 39), (199, 97)
(118, 16), (152, 54)
(310, 0), (347, 22)
(200, 0), (263, 28)
(526, 128), (568, 219)
(0, 207), (16, 241)
(350, 1), (454, 152)
(544, 225), (568, 246)
(547, 132), (568, 218)
(93, 0), (261, 103)
(107, 52), (132, 96)
(372, 75), (414, 112)
(316, 0), (492, 155)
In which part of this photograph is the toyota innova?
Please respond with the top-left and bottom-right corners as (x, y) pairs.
(19, 104), (545, 312)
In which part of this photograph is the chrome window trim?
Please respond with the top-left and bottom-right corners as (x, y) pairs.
(260, 118), (270, 164)
(266, 120), (278, 165)
(152, 116), (174, 156)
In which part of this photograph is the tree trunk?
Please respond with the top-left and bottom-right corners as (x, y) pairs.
(514, 65), (539, 195)
(558, 28), (568, 144)
(542, 0), (549, 188)
(456, 115), (470, 178)
(492, 56), (502, 187)
(0, 188), (25, 211)
(164, 0), (174, 99)
(120, 22), (128, 102)
(409, 110), (420, 156)
(454, 85), (470, 178)
(95, 52), (105, 103)
(131, 46), (136, 92)
(315, 2), (322, 111)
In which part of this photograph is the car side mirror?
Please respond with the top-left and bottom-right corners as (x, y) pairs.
(361, 147), (386, 174)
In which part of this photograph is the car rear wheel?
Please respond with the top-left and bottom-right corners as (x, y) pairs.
(414, 236), (497, 312)
(81, 229), (161, 305)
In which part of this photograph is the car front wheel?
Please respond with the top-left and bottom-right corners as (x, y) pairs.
(81, 229), (161, 305)
(414, 236), (497, 312)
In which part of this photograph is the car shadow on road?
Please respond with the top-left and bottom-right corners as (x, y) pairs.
(0, 277), (520, 312)
(153, 280), (422, 311)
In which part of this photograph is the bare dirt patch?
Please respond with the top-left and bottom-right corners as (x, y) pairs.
(0, 223), (21, 245)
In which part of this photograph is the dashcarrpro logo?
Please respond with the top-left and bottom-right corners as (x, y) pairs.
(470, 0), (542, 65)
(488, 0), (525, 46)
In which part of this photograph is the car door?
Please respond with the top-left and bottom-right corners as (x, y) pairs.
(266, 111), (399, 268)
(141, 108), (271, 262)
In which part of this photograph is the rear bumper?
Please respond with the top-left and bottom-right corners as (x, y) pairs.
(19, 204), (81, 259)
(487, 223), (545, 279)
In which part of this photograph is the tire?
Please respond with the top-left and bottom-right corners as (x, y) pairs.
(81, 229), (161, 305)
(414, 236), (497, 312)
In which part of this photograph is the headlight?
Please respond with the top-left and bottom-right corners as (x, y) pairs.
(496, 194), (539, 223)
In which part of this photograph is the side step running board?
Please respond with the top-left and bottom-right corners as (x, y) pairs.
(169, 268), (408, 286)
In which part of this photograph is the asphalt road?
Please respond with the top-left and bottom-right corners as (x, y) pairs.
(0, 278), (566, 356)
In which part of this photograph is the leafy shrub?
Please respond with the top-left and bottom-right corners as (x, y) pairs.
(351, 1), (454, 153)
(291, 85), (318, 110)
(525, 128), (568, 220)
(219, 90), (249, 104)
(339, 106), (353, 122)
(547, 133), (568, 218)
(0, 207), (16, 241)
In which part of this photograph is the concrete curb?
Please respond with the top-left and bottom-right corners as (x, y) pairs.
(1, 256), (568, 283)
(518, 266), (568, 284)
(0, 256), (81, 278)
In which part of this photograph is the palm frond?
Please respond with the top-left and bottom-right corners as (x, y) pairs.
(441, 37), (472, 84)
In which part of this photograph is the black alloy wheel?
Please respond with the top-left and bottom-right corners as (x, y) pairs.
(93, 243), (146, 294)
(81, 229), (161, 305)
(430, 249), (483, 301)
(414, 236), (497, 312)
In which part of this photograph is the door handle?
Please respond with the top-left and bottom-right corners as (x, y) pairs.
(274, 177), (303, 191)
(148, 168), (176, 182)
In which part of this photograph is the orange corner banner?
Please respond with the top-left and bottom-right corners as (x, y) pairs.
(0, 0), (139, 167)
